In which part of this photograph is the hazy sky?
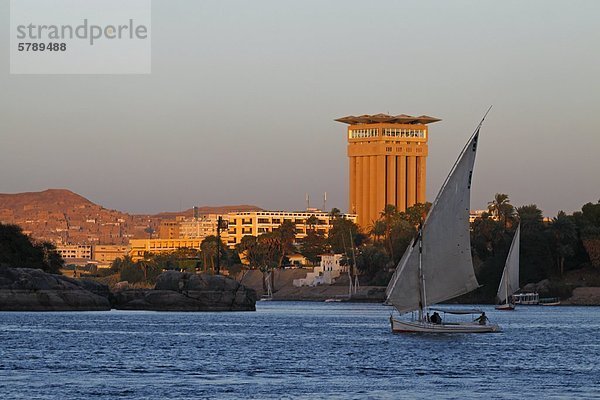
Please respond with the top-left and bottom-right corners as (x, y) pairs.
(1, 0), (599, 216)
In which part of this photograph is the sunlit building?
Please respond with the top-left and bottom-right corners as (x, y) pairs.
(92, 244), (130, 265)
(128, 238), (205, 261)
(226, 210), (357, 247)
(130, 211), (357, 259)
(336, 113), (440, 229)
(55, 244), (92, 260)
(158, 215), (221, 241)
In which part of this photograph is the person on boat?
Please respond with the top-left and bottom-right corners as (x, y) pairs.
(430, 312), (442, 324)
(474, 312), (489, 325)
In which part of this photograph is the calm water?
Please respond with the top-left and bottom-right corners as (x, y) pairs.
(1, 302), (599, 399)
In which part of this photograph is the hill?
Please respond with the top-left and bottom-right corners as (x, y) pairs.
(0, 189), (101, 215)
(0, 189), (262, 245)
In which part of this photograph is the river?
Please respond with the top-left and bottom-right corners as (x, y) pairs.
(1, 302), (599, 399)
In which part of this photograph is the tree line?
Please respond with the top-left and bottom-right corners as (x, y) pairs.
(470, 194), (600, 301)
(3, 194), (599, 304)
(0, 223), (63, 274)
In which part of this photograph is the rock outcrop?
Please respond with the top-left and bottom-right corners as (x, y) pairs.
(112, 271), (256, 311)
(563, 287), (600, 305)
(522, 279), (552, 295)
(0, 266), (111, 311)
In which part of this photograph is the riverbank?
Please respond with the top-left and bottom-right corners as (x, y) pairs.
(236, 268), (600, 305)
(237, 269), (386, 302)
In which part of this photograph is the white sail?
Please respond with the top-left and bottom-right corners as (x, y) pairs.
(386, 129), (481, 314)
(497, 224), (520, 303)
(385, 237), (415, 300)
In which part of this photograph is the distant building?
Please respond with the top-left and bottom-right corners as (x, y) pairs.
(293, 254), (346, 287)
(469, 209), (500, 223)
(92, 245), (129, 265)
(55, 244), (92, 260)
(288, 253), (308, 267)
(336, 113), (440, 229)
(130, 210), (357, 260)
(158, 214), (221, 242)
(179, 214), (220, 239)
(128, 238), (203, 261)
(225, 210), (357, 247)
(158, 220), (181, 239)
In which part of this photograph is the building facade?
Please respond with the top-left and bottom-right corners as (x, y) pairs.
(226, 210), (357, 247)
(130, 211), (357, 259)
(92, 245), (130, 265)
(128, 238), (204, 261)
(158, 215), (221, 241)
(293, 254), (345, 287)
(336, 113), (440, 229)
(179, 215), (220, 239)
(55, 244), (93, 260)
(158, 219), (181, 239)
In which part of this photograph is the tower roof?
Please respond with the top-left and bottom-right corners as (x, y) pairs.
(335, 113), (441, 125)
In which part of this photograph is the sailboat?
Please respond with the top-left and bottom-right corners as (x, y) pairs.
(495, 224), (520, 310)
(259, 270), (273, 301)
(385, 114), (500, 334)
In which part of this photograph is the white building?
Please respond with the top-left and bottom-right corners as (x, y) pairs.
(293, 254), (346, 287)
(179, 214), (220, 239)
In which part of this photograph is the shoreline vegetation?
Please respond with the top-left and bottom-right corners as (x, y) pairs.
(1, 194), (600, 308)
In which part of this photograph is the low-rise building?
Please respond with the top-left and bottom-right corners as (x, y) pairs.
(92, 244), (130, 265)
(55, 244), (92, 260)
(469, 209), (501, 223)
(131, 210), (357, 260)
(179, 214), (220, 239)
(158, 220), (181, 239)
(129, 238), (203, 261)
(293, 254), (345, 287)
(226, 210), (357, 247)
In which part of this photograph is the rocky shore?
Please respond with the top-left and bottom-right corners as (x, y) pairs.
(0, 267), (256, 311)
(112, 271), (256, 311)
(0, 266), (110, 311)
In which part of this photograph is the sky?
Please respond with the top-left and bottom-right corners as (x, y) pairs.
(1, 0), (599, 216)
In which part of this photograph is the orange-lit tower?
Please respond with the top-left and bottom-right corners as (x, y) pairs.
(335, 113), (440, 229)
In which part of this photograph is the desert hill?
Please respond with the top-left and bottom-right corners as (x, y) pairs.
(0, 189), (103, 214)
(0, 189), (261, 245)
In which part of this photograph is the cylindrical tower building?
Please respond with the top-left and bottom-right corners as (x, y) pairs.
(335, 113), (440, 229)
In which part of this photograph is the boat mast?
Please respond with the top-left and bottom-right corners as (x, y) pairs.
(350, 232), (359, 295)
(417, 230), (427, 321)
(342, 234), (353, 298)
(505, 270), (509, 305)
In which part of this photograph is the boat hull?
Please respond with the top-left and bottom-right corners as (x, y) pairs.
(495, 303), (515, 311)
(391, 318), (500, 334)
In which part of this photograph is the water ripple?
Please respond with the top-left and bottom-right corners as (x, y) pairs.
(1, 303), (600, 399)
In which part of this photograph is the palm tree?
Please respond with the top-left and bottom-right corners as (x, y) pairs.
(550, 211), (577, 276)
(370, 220), (386, 243)
(378, 204), (400, 261)
(274, 220), (296, 269)
(403, 203), (431, 227)
(488, 193), (515, 230)
(200, 236), (218, 273)
(306, 215), (318, 233)
(516, 204), (544, 234)
(329, 208), (342, 219)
